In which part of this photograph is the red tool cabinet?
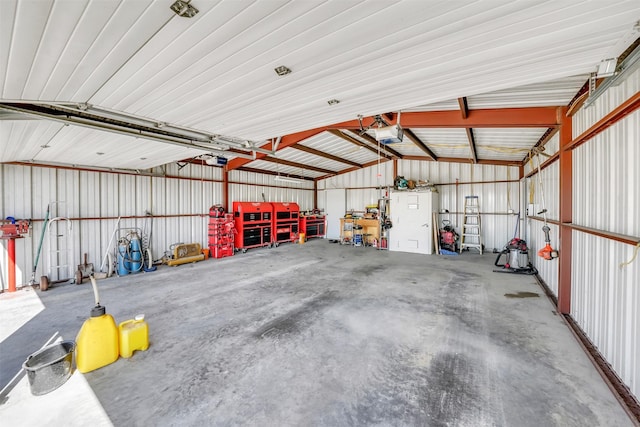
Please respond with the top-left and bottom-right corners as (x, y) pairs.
(299, 214), (326, 239)
(271, 202), (300, 245)
(208, 207), (235, 259)
(232, 202), (273, 252)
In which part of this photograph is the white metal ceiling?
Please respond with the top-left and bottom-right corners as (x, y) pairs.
(1, 0), (639, 175)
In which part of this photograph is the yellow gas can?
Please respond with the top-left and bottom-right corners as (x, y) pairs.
(75, 305), (119, 373)
(119, 315), (149, 358)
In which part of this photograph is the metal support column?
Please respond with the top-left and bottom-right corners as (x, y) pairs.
(558, 107), (572, 314)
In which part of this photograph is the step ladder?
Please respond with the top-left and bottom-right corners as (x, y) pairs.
(460, 196), (483, 254)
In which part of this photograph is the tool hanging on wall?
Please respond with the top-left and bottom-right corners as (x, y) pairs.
(533, 151), (558, 260)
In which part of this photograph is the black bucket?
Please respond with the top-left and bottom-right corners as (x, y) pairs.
(22, 340), (76, 396)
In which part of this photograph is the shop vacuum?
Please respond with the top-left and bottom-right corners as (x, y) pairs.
(493, 238), (538, 275)
(493, 213), (538, 275)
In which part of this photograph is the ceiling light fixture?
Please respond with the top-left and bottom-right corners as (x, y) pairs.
(327, 99), (340, 105)
(586, 41), (640, 107)
(274, 65), (292, 76)
(274, 176), (304, 183)
(596, 58), (618, 77)
(170, 0), (199, 18)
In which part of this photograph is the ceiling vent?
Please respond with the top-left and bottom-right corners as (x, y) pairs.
(170, 0), (199, 18)
(274, 66), (292, 76)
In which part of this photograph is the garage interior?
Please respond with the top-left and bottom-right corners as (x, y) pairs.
(1, 1), (639, 426)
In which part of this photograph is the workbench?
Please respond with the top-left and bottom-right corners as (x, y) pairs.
(339, 218), (380, 246)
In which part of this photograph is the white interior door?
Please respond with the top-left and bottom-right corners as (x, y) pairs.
(325, 189), (346, 239)
(390, 192), (435, 254)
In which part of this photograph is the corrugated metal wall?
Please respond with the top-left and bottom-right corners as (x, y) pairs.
(228, 170), (314, 210)
(572, 232), (639, 399)
(569, 68), (640, 399)
(318, 160), (520, 251)
(0, 163), (313, 289)
(522, 67), (640, 400)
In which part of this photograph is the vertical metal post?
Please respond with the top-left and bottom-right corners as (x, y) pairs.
(8, 238), (17, 292)
(558, 107), (572, 314)
(222, 167), (229, 212)
(313, 180), (318, 210)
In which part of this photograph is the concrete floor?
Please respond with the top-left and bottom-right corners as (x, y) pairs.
(0, 239), (633, 426)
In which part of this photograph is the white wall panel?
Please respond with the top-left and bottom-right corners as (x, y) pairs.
(227, 170), (314, 211)
(572, 231), (639, 399)
(0, 165), (225, 290)
(524, 161), (559, 221)
(573, 110), (639, 237)
(526, 219), (560, 296)
(318, 161), (393, 191)
(574, 67), (640, 136)
(318, 160), (520, 250)
(568, 68), (640, 402)
(523, 132), (560, 176)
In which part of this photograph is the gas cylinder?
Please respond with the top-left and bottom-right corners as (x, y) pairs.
(119, 314), (149, 358)
(117, 239), (130, 276)
(75, 277), (119, 373)
(129, 232), (142, 273)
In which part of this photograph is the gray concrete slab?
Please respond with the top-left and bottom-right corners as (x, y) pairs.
(0, 240), (633, 426)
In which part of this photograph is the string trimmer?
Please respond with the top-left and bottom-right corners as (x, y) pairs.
(534, 152), (558, 260)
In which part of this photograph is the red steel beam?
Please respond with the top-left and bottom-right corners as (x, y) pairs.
(226, 127), (325, 171)
(402, 155), (521, 167)
(558, 107), (572, 315)
(565, 91), (640, 151)
(327, 107), (560, 129)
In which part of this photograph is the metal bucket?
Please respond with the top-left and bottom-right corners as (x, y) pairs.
(23, 340), (75, 396)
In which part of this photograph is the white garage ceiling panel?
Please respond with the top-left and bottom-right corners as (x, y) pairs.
(244, 159), (324, 179)
(410, 128), (470, 159)
(467, 75), (589, 109)
(80, 1), (639, 140)
(301, 132), (380, 166)
(25, 125), (210, 170)
(1, 1), (639, 171)
(1, 0), (170, 101)
(474, 128), (547, 161)
(0, 120), (64, 162)
(272, 146), (348, 173)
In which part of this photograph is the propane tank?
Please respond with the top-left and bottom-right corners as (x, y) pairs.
(117, 239), (130, 276)
(76, 276), (119, 373)
(129, 232), (142, 273)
